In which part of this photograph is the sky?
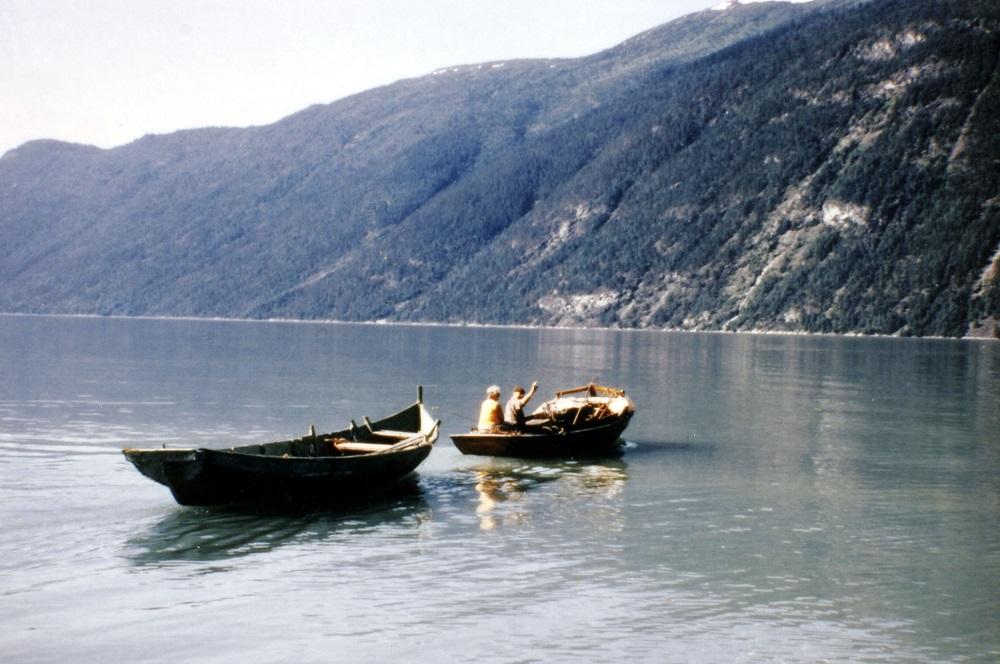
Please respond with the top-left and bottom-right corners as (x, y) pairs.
(0, 0), (808, 157)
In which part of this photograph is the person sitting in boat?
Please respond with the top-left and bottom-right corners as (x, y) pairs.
(504, 381), (538, 430)
(477, 385), (505, 432)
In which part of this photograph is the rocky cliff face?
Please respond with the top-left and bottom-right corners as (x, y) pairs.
(1, 0), (998, 337)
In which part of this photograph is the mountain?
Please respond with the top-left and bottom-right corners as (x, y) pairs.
(1, 0), (998, 338)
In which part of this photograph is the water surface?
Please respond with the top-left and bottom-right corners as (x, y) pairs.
(0, 316), (997, 662)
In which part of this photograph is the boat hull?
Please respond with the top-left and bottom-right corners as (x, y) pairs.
(450, 413), (632, 459)
(451, 383), (635, 459)
(124, 443), (433, 506)
(123, 400), (438, 506)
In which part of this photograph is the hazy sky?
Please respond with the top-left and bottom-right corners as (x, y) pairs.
(0, 1), (804, 157)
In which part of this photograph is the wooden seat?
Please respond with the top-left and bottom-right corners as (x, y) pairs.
(369, 429), (416, 440)
(334, 441), (395, 453)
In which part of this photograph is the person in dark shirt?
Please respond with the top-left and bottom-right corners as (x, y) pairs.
(504, 381), (538, 430)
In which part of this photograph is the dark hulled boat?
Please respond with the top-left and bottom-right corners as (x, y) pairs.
(123, 390), (439, 506)
(450, 384), (635, 458)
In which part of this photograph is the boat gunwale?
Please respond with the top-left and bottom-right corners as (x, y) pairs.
(123, 400), (439, 460)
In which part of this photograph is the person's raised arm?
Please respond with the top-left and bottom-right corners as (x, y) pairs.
(524, 380), (539, 404)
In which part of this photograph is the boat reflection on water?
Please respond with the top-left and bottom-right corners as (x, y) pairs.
(125, 476), (428, 566)
(473, 469), (538, 531)
(471, 459), (629, 532)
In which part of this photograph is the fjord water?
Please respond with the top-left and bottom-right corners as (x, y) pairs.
(0, 316), (997, 663)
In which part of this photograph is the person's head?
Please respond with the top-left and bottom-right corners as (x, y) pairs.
(487, 385), (501, 400)
(513, 386), (525, 397)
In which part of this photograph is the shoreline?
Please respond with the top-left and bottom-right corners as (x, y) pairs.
(0, 310), (995, 343)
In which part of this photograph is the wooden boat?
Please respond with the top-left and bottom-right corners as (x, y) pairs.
(450, 383), (635, 458)
(123, 389), (440, 506)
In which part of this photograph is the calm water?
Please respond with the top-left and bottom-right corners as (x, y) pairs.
(0, 315), (997, 663)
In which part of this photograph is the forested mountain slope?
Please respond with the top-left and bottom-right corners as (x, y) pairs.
(1, 0), (997, 337)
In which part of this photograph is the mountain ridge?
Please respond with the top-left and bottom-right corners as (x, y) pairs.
(1, 0), (997, 338)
